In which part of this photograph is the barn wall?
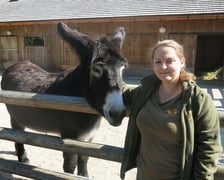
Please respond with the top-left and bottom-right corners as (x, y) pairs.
(0, 17), (224, 72)
(0, 23), (61, 70)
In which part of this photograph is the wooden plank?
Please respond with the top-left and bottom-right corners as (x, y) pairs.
(0, 158), (92, 180)
(0, 90), (98, 114)
(0, 90), (223, 126)
(0, 127), (123, 162)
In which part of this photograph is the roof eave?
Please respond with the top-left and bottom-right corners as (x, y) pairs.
(1, 13), (224, 26)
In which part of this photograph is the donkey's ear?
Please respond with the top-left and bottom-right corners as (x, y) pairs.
(57, 22), (90, 45)
(57, 22), (94, 59)
(111, 27), (126, 50)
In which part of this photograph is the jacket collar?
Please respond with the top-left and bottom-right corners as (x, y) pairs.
(141, 74), (195, 104)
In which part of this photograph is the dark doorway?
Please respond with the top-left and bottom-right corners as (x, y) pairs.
(195, 35), (224, 76)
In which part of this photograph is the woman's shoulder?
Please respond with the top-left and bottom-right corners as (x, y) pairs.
(141, 74), (160, 87)
(193, 82), (211, 98)
(182, 80), (213, 106)
(186, 81), (214, 106)
(183, 80), (207, 96)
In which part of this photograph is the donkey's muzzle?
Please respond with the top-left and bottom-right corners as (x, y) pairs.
(103, 90), (126, 126)
(108, 107), (126, 126)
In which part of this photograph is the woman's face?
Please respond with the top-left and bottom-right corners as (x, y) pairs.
(153, 46), (185, 84)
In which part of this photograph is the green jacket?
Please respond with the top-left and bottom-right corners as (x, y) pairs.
(120, 75), (221, 180)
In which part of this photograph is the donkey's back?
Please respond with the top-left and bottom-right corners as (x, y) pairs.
(2, 61), (59, 93)
(1, 61), (99, 134)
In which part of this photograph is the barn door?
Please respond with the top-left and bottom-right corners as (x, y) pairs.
(24, 35), (47, 68)
(0, 36), (18, 69)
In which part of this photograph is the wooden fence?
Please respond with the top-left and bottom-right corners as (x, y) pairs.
(0, 90), (223, 180)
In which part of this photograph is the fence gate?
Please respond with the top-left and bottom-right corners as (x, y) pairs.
(0, 90), (223, 180)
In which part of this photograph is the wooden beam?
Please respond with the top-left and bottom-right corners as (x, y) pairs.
(0, 158), (92, 180)
(0, 127), (123, 162)
(0, 90), (98, 114)
(0, 90), (223, 126)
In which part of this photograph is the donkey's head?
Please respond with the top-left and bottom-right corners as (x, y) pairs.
(57, 22), (127, 126)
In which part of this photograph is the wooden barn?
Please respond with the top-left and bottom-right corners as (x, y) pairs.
(0, 0), (224, 79)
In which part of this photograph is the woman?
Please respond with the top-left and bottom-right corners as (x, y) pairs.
(120, 40), (221, 180)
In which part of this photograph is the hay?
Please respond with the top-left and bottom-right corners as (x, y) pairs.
(198, 67), (223, 80)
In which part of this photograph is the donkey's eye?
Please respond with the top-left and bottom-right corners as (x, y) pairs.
(91, 66), (103, 78)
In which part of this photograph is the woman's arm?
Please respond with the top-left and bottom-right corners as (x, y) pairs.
(193, 90), (221, 179)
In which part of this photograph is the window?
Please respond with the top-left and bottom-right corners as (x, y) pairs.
(24, 36), (45, 46)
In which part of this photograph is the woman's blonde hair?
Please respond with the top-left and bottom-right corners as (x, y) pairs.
(151, 39), (196, 82)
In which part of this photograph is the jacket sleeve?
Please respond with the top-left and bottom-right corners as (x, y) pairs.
(192, 89), (221, 180)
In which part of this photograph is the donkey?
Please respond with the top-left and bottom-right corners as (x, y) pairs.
(1, 22), (128, 177)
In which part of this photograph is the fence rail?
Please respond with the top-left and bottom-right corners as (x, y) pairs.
(0, 90), (223, 179)
(0, 127), (123, 162)
(0, 90), (97, 114)
(0, 90), (223, 126)
(0, 158), (90, 180)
